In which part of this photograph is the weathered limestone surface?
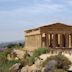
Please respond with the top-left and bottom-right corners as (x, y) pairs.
(9, 63), (21, 72)
(25, 35), (41, 51)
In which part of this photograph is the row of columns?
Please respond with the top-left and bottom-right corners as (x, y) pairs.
(42, 33), (72, 48)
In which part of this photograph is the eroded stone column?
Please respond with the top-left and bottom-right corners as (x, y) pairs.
(58, 34), (60, 47)
(53, 34), (56, 48)
(60, 34), (64, 48)
(55, 34), (58, 47)
(50, 34), (52, 47)
(65, 33), (69, 48)
(69, 34), (71, 48)
(42, 33), (46, 48)
(71, 34), (72, 48)
(45, 33), (49, 48)
(48, 34), (50, 47)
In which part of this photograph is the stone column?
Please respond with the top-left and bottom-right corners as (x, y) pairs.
(65, 33), (69, 48)
(71, 34), (72, 48)
(58, 34), (60, 47)
(50, 34), (52, 47)
(46, 33), (49, 48)
(42, 33), (46, 48)
(55, 34), (58, 47)
(52, 34), (56, 48)
(47, 34), (49, 47)
(69, 34), (71, 48)
(60, 34), (64, 48)
(48, 34), (50, 47)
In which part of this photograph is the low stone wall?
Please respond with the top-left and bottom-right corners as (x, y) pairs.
(48, 48), (72, 55)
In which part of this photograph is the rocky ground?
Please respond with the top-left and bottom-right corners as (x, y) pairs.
(9, 49), (72, 72)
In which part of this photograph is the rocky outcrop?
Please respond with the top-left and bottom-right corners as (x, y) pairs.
(9, 63), (21, 72)
(9, 53), (57, 72)
(21, 65), (41, 72)
(12, 49), (25, 59)
(7, 49), (26, 60)
(21, 65), (29, 72)
(9, 53), (72, 72)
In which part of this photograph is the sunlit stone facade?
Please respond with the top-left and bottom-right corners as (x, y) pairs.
(25, 23), (72, 51)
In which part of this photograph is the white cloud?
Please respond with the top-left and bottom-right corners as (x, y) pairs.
(0, 0), (64, 16)
(0, 0), (64, 26)
(0, 3), (64, 15)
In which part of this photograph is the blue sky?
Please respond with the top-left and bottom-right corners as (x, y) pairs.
(0, 0), (72, 42)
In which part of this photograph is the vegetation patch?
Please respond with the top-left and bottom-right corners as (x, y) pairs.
(28, 48), (48, 65)
(43, 54), (71, 72)
(0, 48), (20, 72)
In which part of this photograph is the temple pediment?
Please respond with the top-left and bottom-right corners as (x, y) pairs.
(40, 23), (72, 31)
(42, 23), (70, 28)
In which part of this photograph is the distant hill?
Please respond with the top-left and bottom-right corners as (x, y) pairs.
(0, 40), (24, 49)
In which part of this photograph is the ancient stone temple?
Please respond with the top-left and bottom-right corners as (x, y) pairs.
(25, 23), (72, 51)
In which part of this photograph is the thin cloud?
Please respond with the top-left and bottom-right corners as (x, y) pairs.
(0, 0), (16, 2)
(67, 1), (72, 6)
(0, 3), (64, 15)
(64, 0), (72, 6)
(0, 0), (71, 42)
(0, 0), (64, 26)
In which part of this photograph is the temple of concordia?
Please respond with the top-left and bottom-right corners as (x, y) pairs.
(24, 23), (72, 52)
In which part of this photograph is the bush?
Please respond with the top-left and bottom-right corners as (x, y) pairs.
(0, 48), (13, 64)
(0, 52), (8, 64)
(33, 48), (48, 57)
(0, 60), (20, 72)
(28, 48), (48, 65)
(0, 48), (20, 72)
(44, 60), (57, 72)
(43, 54), (71, 70)
(28, 56), (35, 65)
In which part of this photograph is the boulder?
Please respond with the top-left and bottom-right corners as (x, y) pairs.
(35, 58), (44, 67)
(12, 49), (25, 59)
(9, 63), (21, 72)
(21, 65), (29, 72)
(21, 64), (41, 72)
(29, 64), (41, 72)
(39, 54), (57, 61)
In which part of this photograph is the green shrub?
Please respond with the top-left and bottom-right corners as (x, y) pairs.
(28, 48), (48, 65)
(0, 52), (8, 64)
(33, 48), (48, 57)
(0, 60), (20, 72)
(0, 48), (13, 65)
(0, 48), (20, 72)
(44, 60), (57, 72)
(43, 54), (71, 70)
(28, 56), (35, 65)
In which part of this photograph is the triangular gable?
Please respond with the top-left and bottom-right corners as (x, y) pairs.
(40, 23), (72, 32)
(42, 23), (70, 28)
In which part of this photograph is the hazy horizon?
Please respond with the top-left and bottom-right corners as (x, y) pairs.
(0, 0), (72, 42)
